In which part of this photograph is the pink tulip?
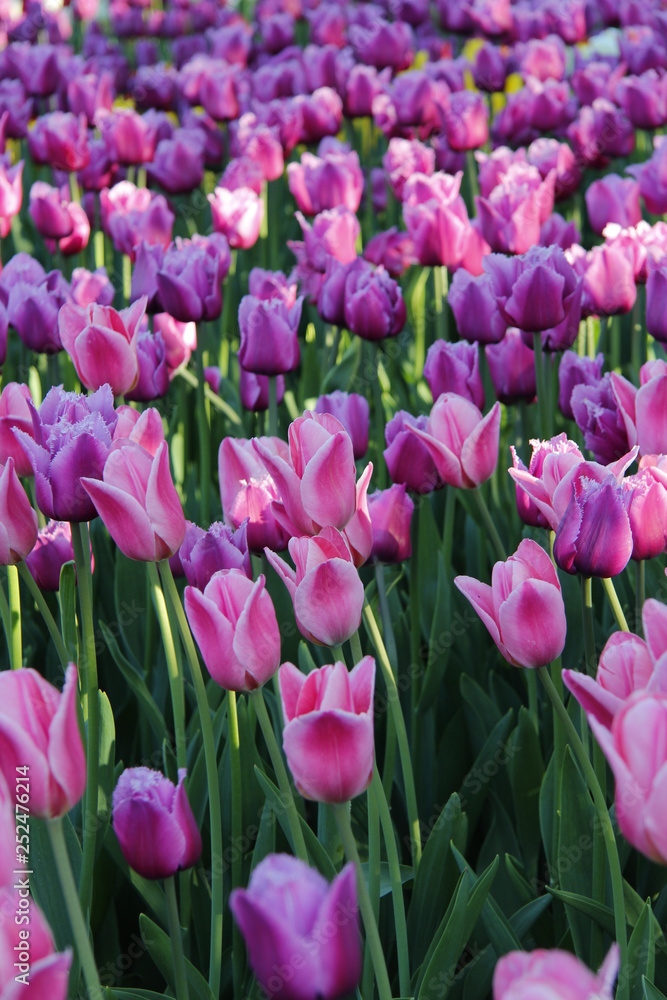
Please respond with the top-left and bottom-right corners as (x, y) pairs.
(408, 394), (501, 490)
(81, 440), (185, 562)
(185, 570), (281, 692)
(58, 297), (146, 396)
(494, 946), (619, 1000)
(219, 436), (291, 553)
(0, 160), (23, 238)
(253, 411), (359, 538)
(0, 664), (85, 819)
(455, 538), (567, 668)
(0, 771), (16, 885)
(0, 885), (71, 999)
(266, 528), (364, 647)
(623, 468), (667, 561)
(0, 458), (37, 566)
(368, 484), (414, 564)
(230, 855), (361, 1000)
(0, 382), (35, 477)
(287, 139), (363, 215)
(279, 657), (375, 802)
(208, 185), (264, 250)
(509, 434), (591, 530)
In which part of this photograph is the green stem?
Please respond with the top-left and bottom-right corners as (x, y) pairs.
(372, 769), (410, 996)
(533, 332), (547, 439)
(333, 802), (393, 1000)
(471, 487), (506, 563)
(71, 522), (99, 927)
(18, 562), (69, 670)
(176, 367), (242, 425)
(6, 565), (21, 669)
(363, 787), (380, 1000)
(0, 581), (10, 659)
(602, 577), (630, 632)
(433, 266), (448, 341)
(249, 688), (309, 862)
(194, 342), (211, 526)
(122, 254), (132, 306)
(538, 667), (628, 1000)
(374, 564), (398, 797)
(268, 375), (278, 438)
(227, 691), (244, 997)
(636, 560), (645, 636)
(349, 628), (363, 665)
(48, 817), (103, 1000)
(165, 876), (189, 1000)
(158, 561), (223, 999)
(582, 577), (596, 676)
(332, 643), (346, 665)
(442, 487), (456, 570)
(147, 563), (187, 771)
(363, 602), (422, 868)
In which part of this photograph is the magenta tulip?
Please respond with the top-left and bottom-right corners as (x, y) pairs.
(485, 329), (537, 404)
(265, 528), (364, 647)
(59, 297), (145, 397)
(509, 434), (586, 531)
(382, 138), (435, 202)
(0, 458), (37, 566)
(314, 392), (369, 460)
(279, 657), (375, 802)
(0, 159), (23, 239)
(475, 162), (555, 256)
(239, 367), (286, 413)
(230, 854), (361, 1000)
(219, 436), (291, 553)
(82, 439), (185, 562)
(408, 394), (501, 490)
(423, 341), (485, 410)
(384, 411), (443, 495)
(185, 570), (280, 691)
(209, 185), (264, 250)
(585, 175), (642, 236)
(0, 885), (71, 999)
(553, 472), (633, 578)
(287, 139), (363, 216)
(112, 767), (201, 879)
(368, 484), (414, 564)
(0, 382), (35, 477)
(0, 664), (85, 819)
(456, 538), (567, 669)
(25, 521), (87, 592)
(402, 172), (471, 268)
(494, 947), (619, 1000)
(237, 294), (303, 376)
(343, 260), (407, 342)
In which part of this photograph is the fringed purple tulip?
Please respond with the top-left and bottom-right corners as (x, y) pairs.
(553, 472), (633, 577)
(509, 434), (585, 530)
(179, 520), (251, 589)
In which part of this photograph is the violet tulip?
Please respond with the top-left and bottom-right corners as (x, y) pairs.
(287, 139), (363, 216)
(408, 394), (501, 490)
(25, 521), (82, 592)
(101, 182), (174, 262)
(230, 855), (361, 1000)
(558, 352), (605, 421)
(59, 297), (145, 397)
(146, 130), (205, 195)
(475, 162), (555, 256)
(571, 374), (632, 463)
(82, 439), (185, 563)
(445, 91), (489, 152)
(494, 947), (619, 1000)
(585, 175), (642, 236)
(424, 341), (484, 410)
(384, 411), (443, 495)
(156, 235), (228, 323)
(402, 172), (471, 269)
(125, 324), (169, 403)
(343, 260), (406, 342)
(18, 385), (117, 523)
(553, 472), (633, 578)
(485, 329), (537, 405)
(112, 767), (201, 879)
(456, 538), (567, 669)
(179, 520), (251, 590)
(448, 269), (507, 345)
(266, 528), (364, 647)
(0, 458), (37, 565)
(484, 247), (582, 341)
(185, 569), (280, 691)
(97, 107), (158, 165)
(239, 367), (286, 413)
(382, 138), (435, 202)
(368, 484), (414, 564)
(253, 411), (358, 538)
(0, 665), (85, 819)
(238, 294), (303, 376)
(279, 657), (375, 801)
(219, 436), (291, 554)
(314, 391), (369, 460)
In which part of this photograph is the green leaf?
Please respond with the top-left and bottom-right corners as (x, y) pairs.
(417, 552), (451, 713)
(251, 800), (276, 872)
(321, 338), (361, 394)
(114, 553), (147, 665)
(360, 862), (414, 897)
(644, 980), (667, 1000)
(105, 990), (175, 1000)
(417, 496), (441, 640)
(416, 872), (470, 999)
(254, 767), (336, 878)
(140, 914), (215, 1000)
(408, 793), (466, 969)
(450, 844), (522, 954)
(629, 901), (656, 1000)
(95, 690), (116, 861)
(297, 640), (319, 674)
(459, 675), (503, 753)
(545, 887), (615, 935)
(458, 709), (514, 833)
(29, 815), (81, 954)
(508, 708), (544, 880)
(558, 748), (595, 957)
(57, 561), (78, 662)
(99, 622), (167, 745)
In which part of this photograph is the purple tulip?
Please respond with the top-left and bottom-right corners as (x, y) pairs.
(17, 385), (118, 523)
(485, 328), (537, 404)
(101, 181), (174, 261)
(238, 294), (303, 376)
(288, 138), (363, 216)
(349, 15), (414, 71)
(209, 185), (264, 250)
(424, 340), (484, 409)
(344, 64), (391, 118)
(539, 213), (581, 250)
(448, 268), (507, 345)
(28, 112), (90, 173)
(343, 259), (407, 342)
(156, 235), (228, 323)
(25, 520), (91, 592)
(445, 91), (489, 152)
(585, 175), (642, 236)
(67, 71), (115, 124)
(473, 42), (507, 92)
(527, 138), (582, 201)
(230, 854), (361, 1000)
(146, 130), (206, 195)
(567, 100), (635, 170)
(382, 138), (435, 202)
(558, 351), (605, 421)
(125, 324), (169, 402)
(230, 114), (284, 182)
(6, 272), (65, 355)
(646, 258), (667, 342)
(315, 391), (369, 459)
(571, 374), (632, 464)
(179, 520), (251, 590)
(97, 107), (158, 165)
(402, 171), (471, 268)
(475, 162), (555, 256)
(289, 208), (359, 304)
(363, 228), (416, 278)
(554, 471), (633, 577)
(0, 80), (32, 139)
(368, 484), (414, 564)
(617, 69), (667, 129)
(295, 87), (343, 145)
(112, 767), (201, 880)
(579, 244), (637, 318)
(239, 367), (286, 413)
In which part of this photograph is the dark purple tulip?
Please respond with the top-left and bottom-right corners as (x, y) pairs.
(125, 324), (169, 403)
(101, 182), (174, 261)
(179, 519), (251, 590)
(484, 246), (582, 336)
(28, 183), (74, 241)
(384, 410), (443, 495)
(368, 484), (414, 564)
(424, 340), (484, 409)
(316, 259), (350, 327)
(554, 472), (633, 578)
(295, 87), (344, 145)
(473, 42), (507, 92)
(131, 242), (164, 313)
(486, 328), (537, 405)
(238, 294), (303, 376)
(239, 367), (286, 413)
(349, 16), (414, 71)
(571, 374), (631, 464)
(617, 69), (667, 129)
(586, 175), (642, 236)
(78, 138), (117, 192)
(363, 229), (416, 279)
(17, 385), (118, 523)
(133, 64), (179, 112)
(390, 70), (449, 134)
(156, 236), (227, 323)
(146, 130), (205, 195)
(567, 100), (635, 169)
(343, 259), (406, 342)
(344, 65), (390, 118)
(540, 213), (581, 251)
(25, 520), (89, 592)
(6, 278), (62, 355)
(8, 42), (59, 98)
(527, 138), (582, 201)
(315, 391), (369, 459)
(559, 351), (605, 421)
(448, 268), (507, 345)
(647, 260), (667, 343)
(112, 767), (201, 880)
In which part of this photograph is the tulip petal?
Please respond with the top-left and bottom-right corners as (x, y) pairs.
(47, 664), (86, 817)
(113, 795), (187, 879)
(294, 559), (364, 646)
(253, 438), (314, 536)
(407, 424), (464, 488)
(460, 402), (501, 488)
(498, 579), (566, 668)
(81, 477), (157, 561)
(74, 325), (139, 395)
(643, 598), (667, 664)
(454, 575), (503, 652)
(283, 710), (374, 802)
(300, 432), (356, 530)
(184, 586), (245, 690)
(0, 713), (51, 818)
(645, 764), (667, 863)
(350, 655), (376, 714)
(562, 669), (622, 731)
(57, 301), (87, 357)
(173, 771), (202, 870)
(312, 862), (362, 999)
(279, 661), (307, 723)
(233, 575), (281, 687)
(636, 377), (667, 456)
(264, 547), (297, 600)
(146, 442), (186, 558)
(610, 372), (638, 448)
(3, 950), (72, 1000)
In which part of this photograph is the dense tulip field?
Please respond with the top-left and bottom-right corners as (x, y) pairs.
(6, 0), (667, 998)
